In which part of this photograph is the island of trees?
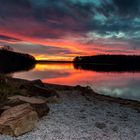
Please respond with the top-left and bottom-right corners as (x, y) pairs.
(0, 46), (36, 74)
(74, 55), (140, 72)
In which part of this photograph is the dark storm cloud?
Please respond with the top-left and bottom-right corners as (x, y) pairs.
(96, 0), (140, 18)
(0, 0), (139, 35)
(92, 0), (140, 33)
(0, 0), (139, 29)
(0, 0), (31, 19)
(0, 0), (140, 51)
(0, 0), (96, 38)
(112, 0), (140, 17)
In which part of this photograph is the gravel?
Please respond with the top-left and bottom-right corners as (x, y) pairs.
(0, 90), (140, 140)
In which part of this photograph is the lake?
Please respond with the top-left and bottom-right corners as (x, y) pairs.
(11, 63), (140, 102)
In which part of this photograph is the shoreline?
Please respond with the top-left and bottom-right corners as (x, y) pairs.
(7, 77), (140, 111)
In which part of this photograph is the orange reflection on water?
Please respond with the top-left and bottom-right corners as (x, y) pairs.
(40, 63), (97, 85)
(43, 70), (96, 85)
(35, 63), (74, 71)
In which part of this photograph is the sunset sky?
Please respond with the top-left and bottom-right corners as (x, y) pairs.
(0, 0), (140, 60)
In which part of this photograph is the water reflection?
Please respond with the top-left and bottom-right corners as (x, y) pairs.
(74, 62), (140, 72)
(11, 63), (140, 101)
(0, 62), (35, 74)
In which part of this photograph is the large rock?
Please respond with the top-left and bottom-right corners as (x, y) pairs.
(20, 83), (59, 98)
(7, 96), (50, 118)
(0, 103), (38, 137)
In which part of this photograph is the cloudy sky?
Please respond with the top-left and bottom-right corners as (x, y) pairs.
(0, 0), (140, 60)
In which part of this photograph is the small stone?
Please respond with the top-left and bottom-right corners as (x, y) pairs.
(46, 95), (61, 103)
(112, 126), (118, 132)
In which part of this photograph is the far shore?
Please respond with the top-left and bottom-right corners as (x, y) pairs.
(36, 60), (73, 63)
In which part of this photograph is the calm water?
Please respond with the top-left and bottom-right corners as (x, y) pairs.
(11, 63), (140, 102)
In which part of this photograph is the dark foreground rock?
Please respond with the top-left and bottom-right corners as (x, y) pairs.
(0, 95), (50, 137)
(19, 82), (59, 98)
(8, 95), (47, 105)
(0, 104), (38, 137)
(0, 77), (60, 137)
(7, 96), (50, 118)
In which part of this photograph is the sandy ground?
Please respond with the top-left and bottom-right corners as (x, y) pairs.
(0, 89), (140, 140)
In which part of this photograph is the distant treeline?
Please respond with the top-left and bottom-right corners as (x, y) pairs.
(0, 50), (36, 74)
(74, 55), (140, 72)
(37, 60), (73, 63)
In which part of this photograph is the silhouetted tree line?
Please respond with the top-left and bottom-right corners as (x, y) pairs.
(74, 55), (140, 72)
(0, 48), (36, 74)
